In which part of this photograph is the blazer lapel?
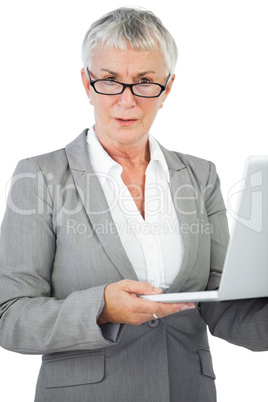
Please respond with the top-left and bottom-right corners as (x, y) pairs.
(160, 146), (199, 293)
(65, 130), (138, 281)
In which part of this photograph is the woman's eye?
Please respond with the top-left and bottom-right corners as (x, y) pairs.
(103, 77), (117, 86)
(139, 78), (152, 84)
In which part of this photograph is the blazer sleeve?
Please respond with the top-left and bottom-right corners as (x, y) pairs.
(199, 162), (268, 352)
(0, 159), (122, 355)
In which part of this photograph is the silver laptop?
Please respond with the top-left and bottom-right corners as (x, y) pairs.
(141, 156), (268, 303)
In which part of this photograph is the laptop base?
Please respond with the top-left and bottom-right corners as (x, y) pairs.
(140, 290), (220, 303)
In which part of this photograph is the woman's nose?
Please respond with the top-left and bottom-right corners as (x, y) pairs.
(117, 86), (136, 108)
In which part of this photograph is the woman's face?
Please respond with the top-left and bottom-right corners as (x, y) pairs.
(81, 44), (175, 149)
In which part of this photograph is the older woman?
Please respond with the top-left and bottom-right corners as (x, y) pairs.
(0, 7), (267, 402)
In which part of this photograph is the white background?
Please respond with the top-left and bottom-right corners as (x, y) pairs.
(0, 1), (267, 401)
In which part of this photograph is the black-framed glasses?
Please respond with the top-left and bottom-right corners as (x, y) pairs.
(87, 68), (170, 98)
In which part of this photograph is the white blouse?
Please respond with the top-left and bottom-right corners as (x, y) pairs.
(87, 126), (184, 290)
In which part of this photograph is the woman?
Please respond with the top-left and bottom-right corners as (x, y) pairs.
(0, 7), (267, 402)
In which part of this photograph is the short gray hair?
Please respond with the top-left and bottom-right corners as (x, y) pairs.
(82, 7), (178, 75)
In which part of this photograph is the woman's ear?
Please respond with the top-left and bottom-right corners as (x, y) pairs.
(164, 74), (175, 99)
(159, 74), (175, 110)
(81, 68), (93, 104)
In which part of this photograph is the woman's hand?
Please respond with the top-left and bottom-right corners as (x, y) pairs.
(97, 279), (195, 326)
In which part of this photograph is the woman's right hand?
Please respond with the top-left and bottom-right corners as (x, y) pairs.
(97, 279), (195, 326)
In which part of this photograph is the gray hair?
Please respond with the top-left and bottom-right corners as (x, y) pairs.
(82, 7), (178, 75)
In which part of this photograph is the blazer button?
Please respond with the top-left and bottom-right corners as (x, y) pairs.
(147, 319), (160, 328)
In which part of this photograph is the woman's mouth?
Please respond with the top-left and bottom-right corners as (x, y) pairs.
(115, 118), (138, 127)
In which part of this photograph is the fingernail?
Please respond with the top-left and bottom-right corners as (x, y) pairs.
(181, 303), (195, 310)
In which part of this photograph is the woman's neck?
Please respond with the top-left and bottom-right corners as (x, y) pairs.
(96, 131), (151, 169)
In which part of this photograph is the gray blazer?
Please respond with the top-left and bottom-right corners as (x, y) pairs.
(0, 130), (267, 402)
